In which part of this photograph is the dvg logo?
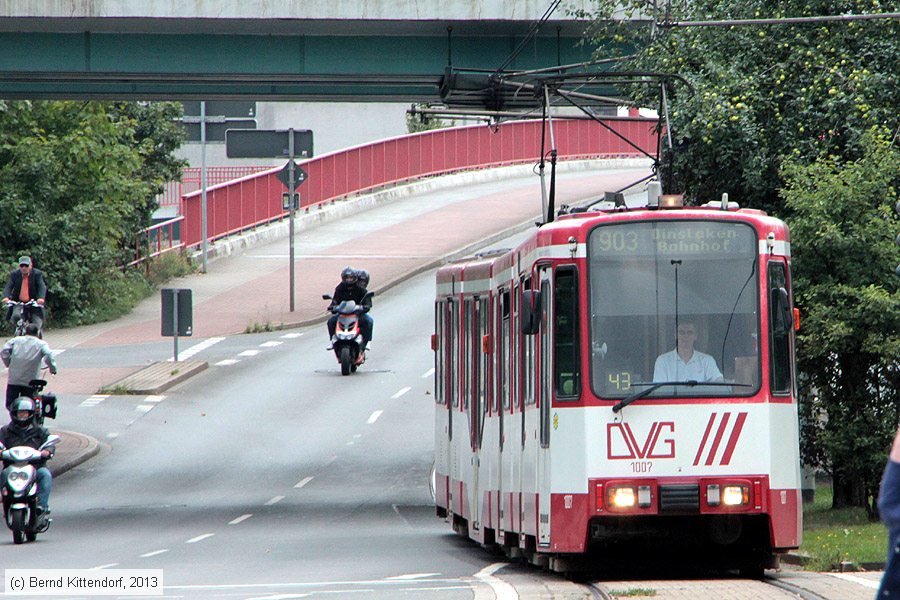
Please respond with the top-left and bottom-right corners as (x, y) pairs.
(607, 422), (676, 460)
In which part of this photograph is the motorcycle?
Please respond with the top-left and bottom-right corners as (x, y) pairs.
(322, 292), (373, 376)
(0, 434), (59, 544)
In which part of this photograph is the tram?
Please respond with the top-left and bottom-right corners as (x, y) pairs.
(432, 193), (801, 574)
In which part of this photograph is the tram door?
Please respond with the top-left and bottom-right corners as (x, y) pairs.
(537, 268), (553, 546)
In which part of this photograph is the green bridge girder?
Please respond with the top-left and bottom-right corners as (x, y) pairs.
(0, 30), (602, 101)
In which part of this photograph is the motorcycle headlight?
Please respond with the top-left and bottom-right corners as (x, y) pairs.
(6, 467), (34, 494)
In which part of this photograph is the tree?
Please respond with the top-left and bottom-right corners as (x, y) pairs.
(0, 100), (186, 325)
(580, 0), (899, 213)
(581, 0), (900, 509)
(784, 131), (900, 515)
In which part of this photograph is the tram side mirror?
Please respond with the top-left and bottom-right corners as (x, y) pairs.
(771, 287), (793, 335)
(521, 290), (543, 335)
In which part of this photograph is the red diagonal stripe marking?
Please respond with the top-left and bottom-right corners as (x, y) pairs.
(719, 412), (748, 465)
(694, 413), (717, 466)
(705, 412), (731, 466)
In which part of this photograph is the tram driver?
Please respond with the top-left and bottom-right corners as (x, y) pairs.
(653, 318), (723, 384)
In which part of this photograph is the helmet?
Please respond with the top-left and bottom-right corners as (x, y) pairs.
(341, 266), (358, 285)
(356, 269), (370, 287)
(9, 396), (35, 427)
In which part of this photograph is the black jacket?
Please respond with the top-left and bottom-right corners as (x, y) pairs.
(0, 422), (50, 468)
(3, 268), (47, 303)
(330, 281), (366, 307)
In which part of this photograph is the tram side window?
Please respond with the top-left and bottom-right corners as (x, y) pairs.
(500, 290), (511, 412)
(434, 301), (445, 406)
(449, 300), (459, 408)
(768, 263), (792, 394)
(464, 298), (474, 410)
(520, 279), (536, 407)
(554, 267), (580, 399)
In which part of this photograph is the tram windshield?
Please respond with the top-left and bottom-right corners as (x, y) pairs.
(588, 220), (760, 399)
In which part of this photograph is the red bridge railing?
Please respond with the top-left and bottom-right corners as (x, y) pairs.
(178, 117), (658, 250)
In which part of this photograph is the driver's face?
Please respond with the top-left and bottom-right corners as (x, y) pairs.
(15, 410), (31, 421)
(19, 264), (31, 275)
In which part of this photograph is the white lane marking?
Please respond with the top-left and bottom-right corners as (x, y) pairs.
(281, 333), (303, 339)
(166, 336), (226, 362)
(216, 359), (239, 366)
(53, 349), (66, 356)
(238, 349), (260, 357)
(229, 514), (253, 525)
(473, 563), (518, 600)
(367, 410), (383, 424)
(79, 394), (109, 407)
(825, 572), (880, 589)
(265, 495), (285, 506)
(186, 533), (215, 544)
(140, 549), (169, 558)
(136, 404), (154, 413)
(244, 594), (310, 600)
(89, 563), (119, 570)
(294, 476), (314, 489)
(391, 387), (411, 399)
(386, 573), (441, 580)
(107, 432), (119, 439)
(421, 368), (435, 378)
(144, 395), (165, 403)
(259, 341), (283, 348)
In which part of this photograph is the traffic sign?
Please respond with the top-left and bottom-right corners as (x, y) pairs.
(225, 129), (314, 159)
(276, 161), (308, 191)
(282, 193), (300, 210)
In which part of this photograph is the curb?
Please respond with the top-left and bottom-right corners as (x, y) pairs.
(48, 429), (101, 477)
(101, 360), (209, 395)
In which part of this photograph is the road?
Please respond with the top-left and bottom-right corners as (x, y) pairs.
(0, 171), (886, 599)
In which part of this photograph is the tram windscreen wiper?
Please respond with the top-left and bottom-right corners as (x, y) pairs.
(611, 381), (746, 413)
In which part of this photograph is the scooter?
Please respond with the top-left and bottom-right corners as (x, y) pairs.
(0, 434), (59, 544)
(322, 292), (373, 376)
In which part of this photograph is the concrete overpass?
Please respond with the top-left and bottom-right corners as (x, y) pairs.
(0, 1), (607, 101)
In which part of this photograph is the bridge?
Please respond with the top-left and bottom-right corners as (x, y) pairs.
(0, 1), (608, 101)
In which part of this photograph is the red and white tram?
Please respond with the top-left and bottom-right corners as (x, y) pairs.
(432, 195), (801, 574)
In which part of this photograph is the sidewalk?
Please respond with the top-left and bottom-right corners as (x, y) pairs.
(12, 160), (650, 472)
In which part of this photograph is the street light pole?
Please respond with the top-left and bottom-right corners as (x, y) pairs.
(200, 101), (209, 273)
(288, 128), (296, 312)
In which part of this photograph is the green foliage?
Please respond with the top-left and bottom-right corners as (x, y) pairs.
(581, 0), (899, 212)
(784, 131), (900, 513)
(0, 100), (186, 325)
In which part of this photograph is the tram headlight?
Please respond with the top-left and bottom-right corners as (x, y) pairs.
(722, 484), (750, 506)
(608, 485), (636, 508)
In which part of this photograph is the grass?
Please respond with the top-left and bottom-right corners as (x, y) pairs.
(245, 321), (273, 333)
(799, 482), (887, 571)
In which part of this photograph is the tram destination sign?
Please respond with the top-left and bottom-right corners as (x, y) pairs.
(590, 221), (757, 257)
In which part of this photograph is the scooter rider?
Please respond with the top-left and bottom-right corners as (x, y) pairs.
(326, 267), (372, 351)
(0, 397), (53, 522)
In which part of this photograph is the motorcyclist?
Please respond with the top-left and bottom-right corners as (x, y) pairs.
(0, 396), (53, 521)
(326, 266), (372, 351)
(2, 256), (47, 334)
